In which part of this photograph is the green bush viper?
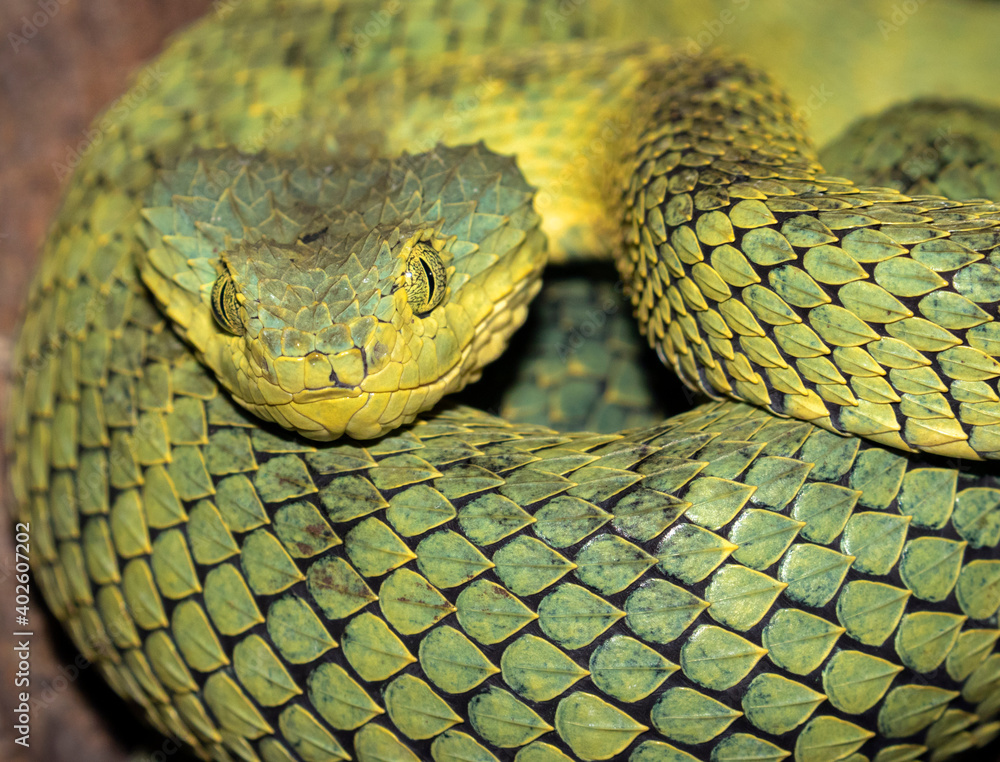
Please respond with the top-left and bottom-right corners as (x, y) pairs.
(8, 1), (1000, 761)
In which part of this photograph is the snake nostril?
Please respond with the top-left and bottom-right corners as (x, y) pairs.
(300, 226), (328, 244)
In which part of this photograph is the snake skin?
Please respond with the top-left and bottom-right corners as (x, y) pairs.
(9, 1), (1000, 761)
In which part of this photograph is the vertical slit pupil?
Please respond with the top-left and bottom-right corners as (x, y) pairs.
(419, 256), (435, 301)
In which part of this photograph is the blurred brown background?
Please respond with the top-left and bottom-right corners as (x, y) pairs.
(0, 4), (211, 760)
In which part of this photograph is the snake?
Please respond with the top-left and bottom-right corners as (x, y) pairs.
(9, 1), (1000, 760)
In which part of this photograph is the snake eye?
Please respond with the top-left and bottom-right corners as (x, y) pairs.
(210, 270), (245, 335)
(403, 243), (447, 315)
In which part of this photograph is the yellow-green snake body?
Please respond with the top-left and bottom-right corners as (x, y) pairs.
(9, 1), (1000, 761)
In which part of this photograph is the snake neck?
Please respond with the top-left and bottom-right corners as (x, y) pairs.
(619, 54), (1000, 461)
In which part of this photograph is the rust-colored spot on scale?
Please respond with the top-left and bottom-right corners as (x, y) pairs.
(304, 523), (326, 538)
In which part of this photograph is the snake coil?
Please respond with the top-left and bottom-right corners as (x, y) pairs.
(9, 2), (1000, 761)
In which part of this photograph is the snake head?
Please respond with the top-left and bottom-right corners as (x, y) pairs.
(139, 144), (546, 440)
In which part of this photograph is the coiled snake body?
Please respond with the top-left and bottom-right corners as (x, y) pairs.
(10, 2), (1000, 760)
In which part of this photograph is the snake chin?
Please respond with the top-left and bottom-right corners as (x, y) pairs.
(231, 267), (545, 440)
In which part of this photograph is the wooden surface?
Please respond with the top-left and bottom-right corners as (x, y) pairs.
(0, 3), (211, 760)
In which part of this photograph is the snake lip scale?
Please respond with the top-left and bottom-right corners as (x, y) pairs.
(9, 2), (1000, 761)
